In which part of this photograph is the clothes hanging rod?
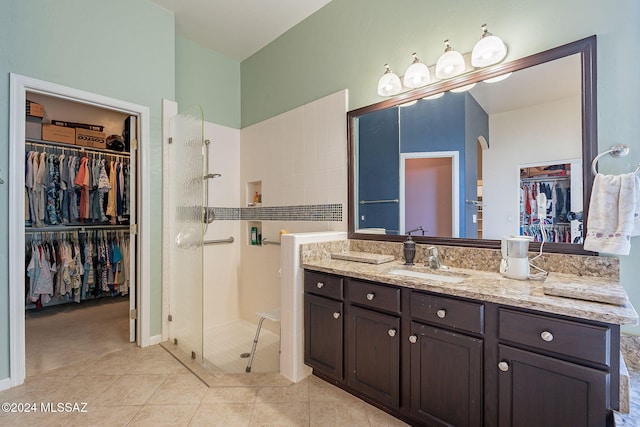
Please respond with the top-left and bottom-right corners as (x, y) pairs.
(26, 138), (130, 158)
(359, 198), (399, 204)
(261, 237), (281, 246)
(520, 175), (570, 182)
(26, 224), (130, 233)
(203, 236), (234, 245)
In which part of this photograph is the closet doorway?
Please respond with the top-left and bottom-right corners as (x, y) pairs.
(7, 74), (151, 389)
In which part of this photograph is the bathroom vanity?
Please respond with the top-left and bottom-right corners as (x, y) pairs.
(302, 250), (638, 427)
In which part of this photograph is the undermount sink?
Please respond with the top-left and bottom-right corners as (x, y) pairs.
(388, 268), (467, 284)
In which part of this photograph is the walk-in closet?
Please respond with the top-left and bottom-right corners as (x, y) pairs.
(22, 91), (138, 376)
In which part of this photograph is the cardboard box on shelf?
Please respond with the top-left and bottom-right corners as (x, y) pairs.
(75, 128), (106, 149)
(26, 116), (42, 140)
(42, 124), (75, 145)
(26, 100), (44, 118)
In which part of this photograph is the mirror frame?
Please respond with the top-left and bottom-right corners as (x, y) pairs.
(347, 36), (597, 255)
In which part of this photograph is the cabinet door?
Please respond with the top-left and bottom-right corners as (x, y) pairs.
(498, 345), (609, 427)
(304, 294), (343, 380)
(347, 305), (400, 409)
(410, 322), (483, 427)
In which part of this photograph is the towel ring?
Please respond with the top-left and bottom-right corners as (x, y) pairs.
(591, 144), (640, 175)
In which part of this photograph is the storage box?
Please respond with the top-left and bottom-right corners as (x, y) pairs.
(26, 100), (44, 118)
(26, 116), (42, 140)
(75, 128), (106, 149)
(42, 124), (75, 144)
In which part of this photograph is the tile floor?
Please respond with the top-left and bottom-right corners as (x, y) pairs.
(0, 345), (408, 426)
(4, 299), (638, 426)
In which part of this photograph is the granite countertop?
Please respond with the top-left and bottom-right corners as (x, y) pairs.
(302, 258), (639, 326)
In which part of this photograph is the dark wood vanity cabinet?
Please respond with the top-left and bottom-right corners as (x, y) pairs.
(304, 271), (344, 381)
(347, 280), (401, 409)
(409, 291), (485, 426)
(497, 344), (609, 427)
(303, 270), (620, 427)
(410, 322), (483, 426)
(496, 308), (618, 427)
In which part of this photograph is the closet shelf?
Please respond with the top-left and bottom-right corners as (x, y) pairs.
(26, 137), (130, 157)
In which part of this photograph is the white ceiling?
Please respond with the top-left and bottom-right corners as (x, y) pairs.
(149, 0), (332, 61)
(469, 53), (581, 114)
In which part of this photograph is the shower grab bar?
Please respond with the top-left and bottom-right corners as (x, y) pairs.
(359, 198), (399, 204)
(261, 237), (281, 246)
(203, 236), (234, 245)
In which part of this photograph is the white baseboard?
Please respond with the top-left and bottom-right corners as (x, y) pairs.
(149, 334), (162, 346)
(0, 377), (12, 392)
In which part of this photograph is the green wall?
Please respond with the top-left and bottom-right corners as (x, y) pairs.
(0, 0), (175, 379)
(242, 0), (640, 334)
(176, 36), (241, 129)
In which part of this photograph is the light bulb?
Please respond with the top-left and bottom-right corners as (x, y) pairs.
(403, 53), (430, 88)
(450, 83), (476, 93)
(472, 24), (507, 67)
(483, 72), (512, 83)
(422, 92), (445, 100)
(377, 64), (402, 96)
(435, 40), (465, 79)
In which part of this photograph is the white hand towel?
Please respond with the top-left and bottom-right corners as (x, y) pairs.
(583, 172), (640, 255)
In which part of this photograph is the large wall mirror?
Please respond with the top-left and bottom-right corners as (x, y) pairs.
(348, 36), (596, 255)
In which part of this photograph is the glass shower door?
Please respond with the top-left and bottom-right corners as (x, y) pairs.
(167, 105), (205, 363)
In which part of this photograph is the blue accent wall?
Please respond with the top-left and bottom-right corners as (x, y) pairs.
(464, 93), (489, 237)
(400, 93), (475, 237)
(357, 107), (400, 233)
(358, 92), (488, 237)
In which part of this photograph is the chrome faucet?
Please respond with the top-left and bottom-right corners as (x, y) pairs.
(406, 225), (425, 236)
(426, 246), (442, 269)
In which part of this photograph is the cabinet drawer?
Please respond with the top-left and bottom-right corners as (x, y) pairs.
(305, 271), (343, 300)
(498, 308), (611, 366)
(411, 292), (484, 335)
(348, 280), (400, 314)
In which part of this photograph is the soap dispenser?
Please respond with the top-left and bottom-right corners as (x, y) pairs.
(403, 235), (416, 265)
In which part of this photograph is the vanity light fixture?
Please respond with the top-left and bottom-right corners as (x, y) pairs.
(399, 100), (418, 107)
(376, 24), (509, 96)
(377, 64), (403, 96)
(471, 24), (508, 67)
(435, 40), (466, 79)
(422, 92), (445, 100)
(403, 53), (431, 88)
(450, 83), (477, 93)
(483, 72), (512, 83)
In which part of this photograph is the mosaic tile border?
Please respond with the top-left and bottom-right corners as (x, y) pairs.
(209, 203), (342, 222)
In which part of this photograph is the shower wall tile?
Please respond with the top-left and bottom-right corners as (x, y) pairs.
(239, 90), (349, 379)
(203, 122), (242, 330)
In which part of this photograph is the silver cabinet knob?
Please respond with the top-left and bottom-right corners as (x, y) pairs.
(409, 335), (418, 344)
(366, 293), (375, 301)
(436, 309), (446, 319)
(388, 329), (397, 337)
(316, 282), (324, 289)
(333, 312), (340, 319)
(541, 331), (554, 342)
(498, 361), (509, 372)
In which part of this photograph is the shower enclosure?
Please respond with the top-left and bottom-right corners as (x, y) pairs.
(166, 105), (206, 362)
(165, 105), (281, 377)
